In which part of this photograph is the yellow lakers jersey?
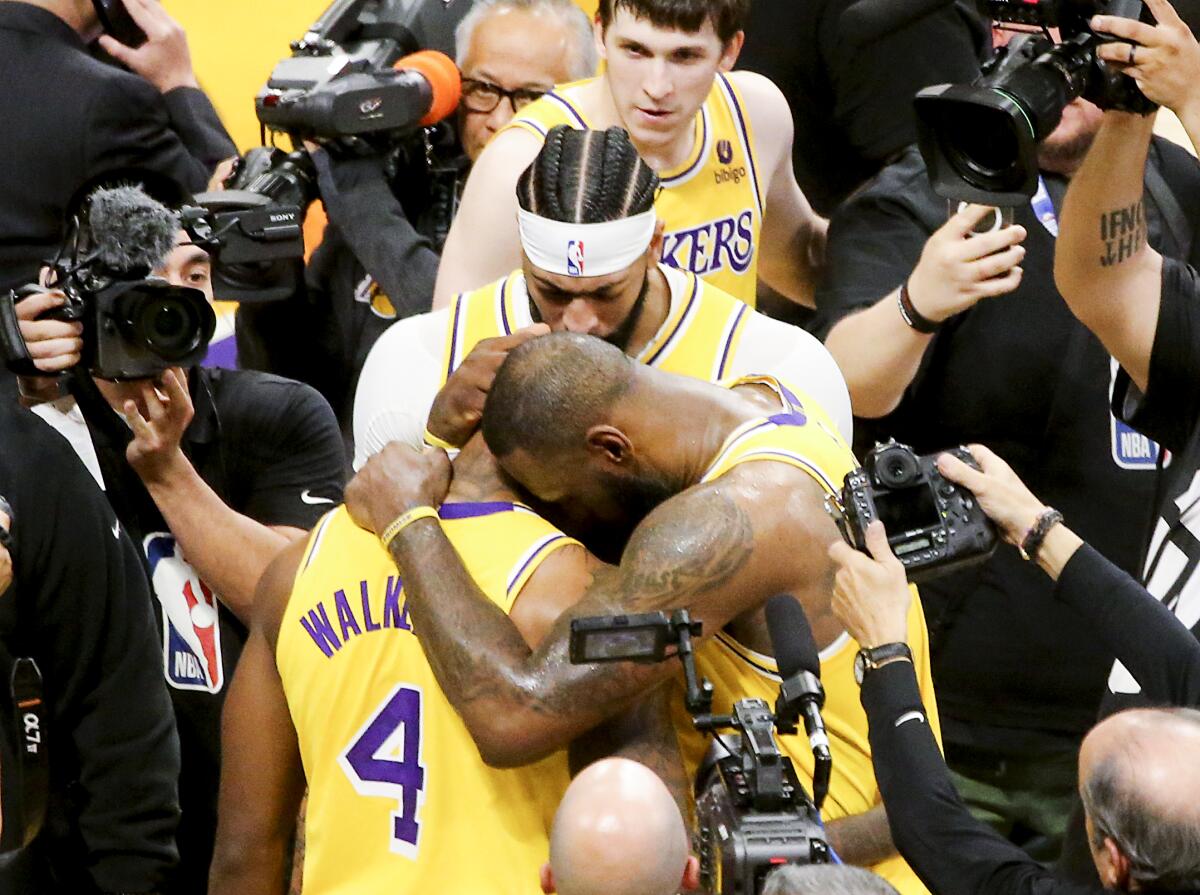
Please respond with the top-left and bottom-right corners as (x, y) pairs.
(440, 265), (753, 390)
(672, 379), (941, 895)
(506, 75), (764, 304)
(277, 503), (577, 895)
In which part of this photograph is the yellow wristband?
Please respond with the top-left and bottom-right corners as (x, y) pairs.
(380, 506), (439, 550)
(423, 427), (458, 451)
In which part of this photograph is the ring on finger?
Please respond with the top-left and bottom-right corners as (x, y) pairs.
(1129, 43), (1137, 65)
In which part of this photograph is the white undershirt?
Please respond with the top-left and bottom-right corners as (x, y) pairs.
(352, 266), (853, 469)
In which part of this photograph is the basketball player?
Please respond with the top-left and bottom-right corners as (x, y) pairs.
(347, 337), (940, 892)
(431, 0), (826, 308)
(207, 435), (679, 894)
(353, 126), (849, 468)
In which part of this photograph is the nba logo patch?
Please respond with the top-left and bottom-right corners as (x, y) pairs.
(567, 240), (584, 276)
(716, 139), (733, 164)
(145, 532), (225, 694)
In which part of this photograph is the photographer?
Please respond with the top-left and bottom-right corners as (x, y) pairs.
(11, 176), (345, 894)
(0, 0), (234, 293)
(811, 19), (1200, 857)
(825, 443), (1200, 895)
(237, 0), (596, 437)
(0, 404), (180, 895)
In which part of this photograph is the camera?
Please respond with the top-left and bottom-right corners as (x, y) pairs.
(181, 148), (313, 304)
(569, 610), (830, 895)
(256, 0), (461, 148)
(833, 441), (998, 582)
(914, 0), (1155, 204)
(0, 183), (216, 381)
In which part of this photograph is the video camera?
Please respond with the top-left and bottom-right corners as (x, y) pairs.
(570, 605), (831, 895)
(0, 183), (216, 381)
(914, 0), (1155, 204)
(829, 442), (998, 582)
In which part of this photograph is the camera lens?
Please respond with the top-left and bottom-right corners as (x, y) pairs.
(134, 296), (202, 359)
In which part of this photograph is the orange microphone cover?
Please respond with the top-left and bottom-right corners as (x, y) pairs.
(394, 50), (462, 126)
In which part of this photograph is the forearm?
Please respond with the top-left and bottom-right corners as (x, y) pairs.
(825, 805), (897, 867)
(389, 520), (649, 766)
(1032, 524), (1084, 581)
(141, 454), (299, 623)
(1181, 102), (1200, 158)
(1056, 112), (1157, 316)
(823, 296), (930, 418)
(862, 662), (1055, 895)
(313, 152), (439, 317)
(1056, 541), (1200, 706)
(759, 215), (826, 308)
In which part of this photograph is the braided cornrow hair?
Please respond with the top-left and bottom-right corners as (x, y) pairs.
(517, 125), (660, 223)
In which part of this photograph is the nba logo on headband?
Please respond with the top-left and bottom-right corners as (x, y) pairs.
(567, 240), (584, 276)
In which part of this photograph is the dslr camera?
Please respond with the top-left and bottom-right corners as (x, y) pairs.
(914, 0), (1155, 204)
(569, 610), (830, 895)
(833, 441), (998, 582)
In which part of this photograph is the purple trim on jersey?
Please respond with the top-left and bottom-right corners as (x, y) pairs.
(718, 74), (764, 216)
(545, 91), (589, 129)
(644, 274), (701, 366)
(768, 411), (808, 427)
(500, 276), (513, 335)
(778, 382), (803, 410)
(507, 533), (570, 591)
(438, 501), (519, 520)
(660, 104), (708, 186)
(447, 295), (465, 379)
(716, 302), (749, 379)
(519, 117), (549, 137)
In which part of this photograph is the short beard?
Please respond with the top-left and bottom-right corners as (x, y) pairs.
(528, 271), (650, 353)
(1037, 124), (1099, 177)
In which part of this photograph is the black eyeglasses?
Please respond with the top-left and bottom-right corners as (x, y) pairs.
(460, 77), (549, 114)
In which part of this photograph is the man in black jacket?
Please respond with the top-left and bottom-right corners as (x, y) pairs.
(0, 0), (234, 292)
(0, 405), (180, 895)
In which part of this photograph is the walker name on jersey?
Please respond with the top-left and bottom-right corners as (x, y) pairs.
(145, 532), (225, 694)
(300, 576), (413, 658)
(661, 209), (754, 278)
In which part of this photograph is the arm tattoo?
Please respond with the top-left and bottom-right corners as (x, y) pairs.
(388, 487), (757, 760)
(1100, 199), (1147, 267)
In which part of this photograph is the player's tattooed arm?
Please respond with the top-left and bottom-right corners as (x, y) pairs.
(386, 484), (760, 768)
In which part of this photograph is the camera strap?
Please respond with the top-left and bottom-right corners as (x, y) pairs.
(4, 659), (47, 850)
(1144, 161), (1192, 261)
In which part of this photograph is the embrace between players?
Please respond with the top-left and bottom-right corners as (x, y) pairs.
(208, 5), (940, 892)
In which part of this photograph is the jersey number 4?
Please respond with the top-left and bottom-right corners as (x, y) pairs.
(339, 684), (426, 857)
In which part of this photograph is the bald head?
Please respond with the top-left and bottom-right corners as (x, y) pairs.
(482, 332), (636, 462)
(1079, 708), (1200, 890)
(546, 758), (690, 895)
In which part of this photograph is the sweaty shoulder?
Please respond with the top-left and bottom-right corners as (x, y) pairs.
(725, 70), (793, 154)
(254, 535), (309, 651)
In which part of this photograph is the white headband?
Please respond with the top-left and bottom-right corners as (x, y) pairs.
(517, 208), (657, 278)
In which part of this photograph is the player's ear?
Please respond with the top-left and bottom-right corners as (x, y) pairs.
(585, 425), (633, 466)
(682, 855), (701, 891)
(718, 31), (744, 71)
(647, 218), (665, 260)
(540, 862), (556, 893)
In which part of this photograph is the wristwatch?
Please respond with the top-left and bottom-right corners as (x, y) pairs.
(854, 642), (913, 685)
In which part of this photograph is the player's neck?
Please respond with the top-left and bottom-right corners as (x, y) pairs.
(588, 75), (700, 172)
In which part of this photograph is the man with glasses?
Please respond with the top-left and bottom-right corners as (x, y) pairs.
(237, 0), (597, 442)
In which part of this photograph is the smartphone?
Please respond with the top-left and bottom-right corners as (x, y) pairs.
(93, 0), (147, 48)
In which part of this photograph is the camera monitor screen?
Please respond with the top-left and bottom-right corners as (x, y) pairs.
(874, 485), (940, 541)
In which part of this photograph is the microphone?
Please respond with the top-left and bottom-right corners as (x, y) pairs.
(839, 0), (959, 49)
(85, 185), (180, 274)
(392, 50), (462, 127)
(766, 594), (832, 811)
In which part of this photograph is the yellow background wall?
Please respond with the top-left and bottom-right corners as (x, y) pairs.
(164, 0), (599, 151)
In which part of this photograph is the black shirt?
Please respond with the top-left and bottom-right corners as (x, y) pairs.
(0, 2), (235, 292)
(861, 542), (1200, 895)
(72, 366), (345, 895)
(813, 141), (1200, 749)
(1106, 257), (1200, 712)
(0, 405), (179, 894)
(738, 0), (987, 216)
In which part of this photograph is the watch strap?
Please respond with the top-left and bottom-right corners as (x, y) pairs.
(1019, 508), (1064, 562)
(858, 642), (912, 674)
